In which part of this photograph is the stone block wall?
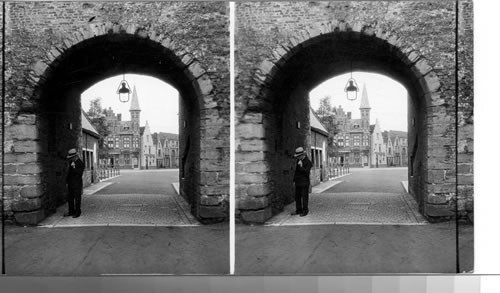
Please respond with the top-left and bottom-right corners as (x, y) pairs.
(457, 0), (473, 220)
(3, 2), (229, 224)
(235, 1), (473, 223)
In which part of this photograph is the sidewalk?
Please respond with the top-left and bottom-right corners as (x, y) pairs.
(311, 173), (351, 193)
(83, 180), (116, 196)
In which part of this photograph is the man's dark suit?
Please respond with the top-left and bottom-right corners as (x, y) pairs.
(66, 157), (85, 216)
(293, 155), (312, 214)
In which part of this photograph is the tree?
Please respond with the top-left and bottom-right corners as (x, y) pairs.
(86, 97), (111, 156)
(316, 95), (333, 119)
(315, 96), (338, 157)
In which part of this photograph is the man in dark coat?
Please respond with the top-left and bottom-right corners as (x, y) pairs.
(65, 148), (85, 218)
(292, 146), (312, 217)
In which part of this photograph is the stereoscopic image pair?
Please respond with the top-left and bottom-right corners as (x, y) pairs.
(2, 1), (473, 275)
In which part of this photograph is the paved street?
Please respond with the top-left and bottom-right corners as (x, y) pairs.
(324, 167), (408, 193)
(5, 169), (229, 275)
(236, 167), (472, 273)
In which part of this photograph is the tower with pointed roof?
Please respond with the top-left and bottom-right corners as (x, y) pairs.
(129, 85), (141, 131)
(359, 83), (371, 130)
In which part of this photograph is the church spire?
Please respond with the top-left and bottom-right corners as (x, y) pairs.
(360, 83), (371, 109)
(129, 85), (141, 112)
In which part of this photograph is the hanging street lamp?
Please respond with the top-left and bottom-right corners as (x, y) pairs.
(117, 74), (131, 103)
(344, 62), (359, 101)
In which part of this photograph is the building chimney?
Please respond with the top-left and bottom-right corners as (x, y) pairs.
(117, 113), (122, 121)
(347, 112), (351, 119)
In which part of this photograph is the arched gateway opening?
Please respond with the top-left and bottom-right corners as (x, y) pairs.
(237, 25), (456, 223)
(6, 27), (226, 224)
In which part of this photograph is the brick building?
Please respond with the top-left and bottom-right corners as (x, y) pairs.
(332, 84), (372, 168)
(370, 119), (387, 168)
(309, 108), (328, 186)
(383, 130), (408, 167)
(154, 132), (180, 169)
(140, 121), (157, 169)
(104, 86), (142, 169)
(81, 111), (100, 187)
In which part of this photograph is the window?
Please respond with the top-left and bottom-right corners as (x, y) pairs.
(124, 136), (130, 148)
(83, 150), (93, 170)
(107, 137), (114, 148)
(363, 135), (369, 146)
(338, 139), (343, 147)
(133, 137), (139, 148)
(353, 135), (360, 146)
(377, 133), (380, 140)
(345, 136), (350, 147)
(115, 137), (120, 148)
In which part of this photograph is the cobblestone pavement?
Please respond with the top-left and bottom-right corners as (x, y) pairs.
(40, 193), (198, 227)
(39, 169), (199, 227)
(267, 168), (426, 225)
(266, 192), (426, 226)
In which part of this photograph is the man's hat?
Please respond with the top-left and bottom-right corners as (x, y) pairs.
(294, 147), (306, 157)
(66, 148), (78, 159)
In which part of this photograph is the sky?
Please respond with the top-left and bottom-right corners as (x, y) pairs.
(309, 72), (408, 132)
(81, 74), (179, 134)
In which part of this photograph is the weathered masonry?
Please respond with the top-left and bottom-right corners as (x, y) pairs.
(2, 2), (230, 224)
(235, 1), (473, 223)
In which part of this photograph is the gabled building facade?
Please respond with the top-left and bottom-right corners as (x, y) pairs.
(165, 137), (179, 169)
(81, 110), (100, 187)
(104, 86), (142, 169)
(153, 132), (180, 169)
(141, 121), (157, 169)
(332, 84), (372, 167)
(309, 107), (329, 186)
(370, 119), (387, 168)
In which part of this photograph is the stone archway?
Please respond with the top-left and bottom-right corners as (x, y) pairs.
(236, 21), (455, 224)
(4, 22), (227, 224)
